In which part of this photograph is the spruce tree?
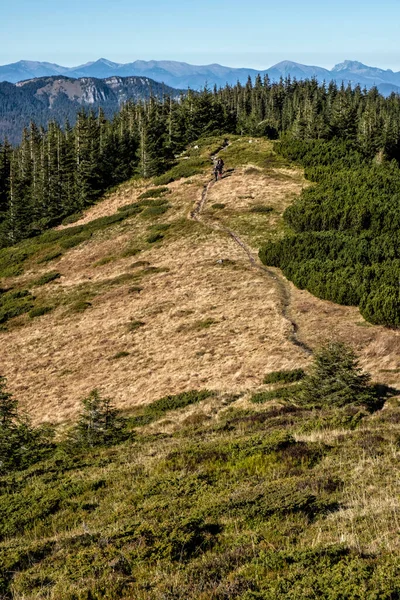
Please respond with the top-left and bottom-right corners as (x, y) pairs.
(71, 389), (127, 448)
(301, 342), (376, 409)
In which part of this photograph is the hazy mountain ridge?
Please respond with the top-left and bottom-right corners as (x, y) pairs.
(2, 57), (400, 93)
(0, 75), (183, 143)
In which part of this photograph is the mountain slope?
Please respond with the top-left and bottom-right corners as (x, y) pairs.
(1, 136), (398, 424)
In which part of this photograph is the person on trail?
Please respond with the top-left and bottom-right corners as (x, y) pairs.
(214, 158), (224, 181)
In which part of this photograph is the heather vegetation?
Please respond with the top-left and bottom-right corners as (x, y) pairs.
(1, 347), (399, 599)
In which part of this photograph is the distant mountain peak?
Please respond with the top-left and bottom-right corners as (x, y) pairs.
(332, 60), (368, 72)
(96, 58), (121, 67)
(332, 60), (394, 76)
(271, 60), (304, 69)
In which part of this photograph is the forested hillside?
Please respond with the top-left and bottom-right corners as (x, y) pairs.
(0, 75), (183, 144)
(1, 77), (400, 327)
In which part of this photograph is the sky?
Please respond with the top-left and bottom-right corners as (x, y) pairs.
(1, 0), (400, 70)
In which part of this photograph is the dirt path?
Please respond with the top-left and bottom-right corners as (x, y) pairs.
(190, 175), (312, 355)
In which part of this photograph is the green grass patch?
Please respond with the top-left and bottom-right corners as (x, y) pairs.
(128, 389), (214, 427)
(61, 212), (83, 225)
(153, 156), (209, 185)
(37, 250), (63, 264)
(251, 384), (302, 404)
(146, 232), (164, 244)
(148, 223), (171, 233)
(29, 305), (54, 319)
(0, 289), (35, 325)
(211, 203), (226, 209)
(117, 202), (144, 215)
(140, 204), (170, 218)
(121, 246), (141, 258)
(193, 318), (216, 329)
(69, 300), (92, 313)
(32, 272), (61, 286)
(0, 207), (144, 279)
(127, 319), (145, 332)
(93, 256), (116, 267)
(110, 351), (130, 360)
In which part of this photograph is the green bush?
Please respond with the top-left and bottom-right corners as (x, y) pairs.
(128, 390), (214, 427)
(153, 157), (208, 185)
(110, 351), (130, 360)
(0, 289), (35, 324)
(251, 386), (301, 404)
(264, 369), (306, 384)
(61, 212), (82, 225)
(138, 187), (170, 199)
(127, 319), (145, 332)
(94, 256), (115, 267)
(146, 232), (164, 244)
(117, 202), (143, 214)
(250, 204), (273, 213)
(37, 250), (63, 264)
(212, 203), (226, 209)
(262, 139), (400, 328)
(59, 233), (91, 249)
(141, 204), (170, 218)
(0, 377), (55, 475)
(300, 342), (377, 409)
(70, 300), (92, 313)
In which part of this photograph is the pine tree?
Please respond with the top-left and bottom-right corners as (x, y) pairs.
(301, 342), (376, 409)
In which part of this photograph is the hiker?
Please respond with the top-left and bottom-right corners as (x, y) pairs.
(214, 158), (224, 181)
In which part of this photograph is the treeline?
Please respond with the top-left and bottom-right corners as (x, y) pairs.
(260, 139), (400, 328)
(3, 77), (400, 248)
(0, 93), (228, 247)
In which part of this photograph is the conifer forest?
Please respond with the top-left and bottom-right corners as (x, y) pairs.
(1, 77), (400, 327)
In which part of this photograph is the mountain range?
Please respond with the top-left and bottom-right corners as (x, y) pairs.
(0, 75), (182, 143)
(2, 58), (400, 94)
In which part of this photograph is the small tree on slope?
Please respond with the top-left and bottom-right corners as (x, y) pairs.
(301, 342), (376, 409)
(71, 389), (128, 448)
(0, 376), (54, 473)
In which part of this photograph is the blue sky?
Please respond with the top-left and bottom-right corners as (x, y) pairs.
(1, 0), (400, 69)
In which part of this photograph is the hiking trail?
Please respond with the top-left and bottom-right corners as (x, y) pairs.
(190, 172), (312, 355)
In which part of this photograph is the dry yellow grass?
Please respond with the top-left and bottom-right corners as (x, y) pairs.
(2, 158), (399, 424)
